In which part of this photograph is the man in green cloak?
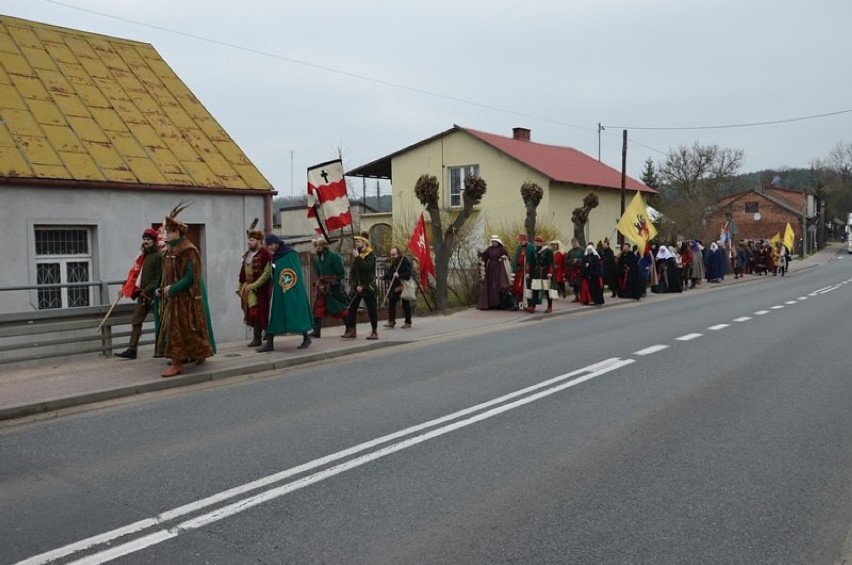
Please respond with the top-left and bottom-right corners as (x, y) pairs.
(256, 234), (313, 352)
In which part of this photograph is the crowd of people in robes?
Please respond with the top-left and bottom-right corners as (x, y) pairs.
(477, 233), (794, 312)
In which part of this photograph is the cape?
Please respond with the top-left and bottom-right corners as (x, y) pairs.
(267, 246), (313, 335)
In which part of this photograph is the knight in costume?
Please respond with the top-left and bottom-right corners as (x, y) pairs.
(527, 235), (554, 313)
(237, 220), (272, 347)
(115, 228), (163, 360)
(157, 202), (216, 378)
(256, 234), (313, 352)
(310, 237), (348, 338)
(511, 233), (534, 310)
(342, 235), (379, 340)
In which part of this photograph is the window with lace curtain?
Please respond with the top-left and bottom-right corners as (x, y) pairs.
(34, 227), (92, 309)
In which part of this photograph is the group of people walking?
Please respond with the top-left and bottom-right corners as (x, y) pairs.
(116, 212), (415, 377)
(478, 233), (792, 312)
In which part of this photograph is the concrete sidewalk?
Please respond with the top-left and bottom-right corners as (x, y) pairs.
(0, 244), (841, 422)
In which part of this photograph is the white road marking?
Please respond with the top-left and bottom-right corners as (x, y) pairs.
(784, 300), (797, 305)
(770, 305), (785, 310)
(819, 286), (839, 294)
(708, 324), (729, 330)
(633, 345), (669, 356)
(754, 310), (770, 315)
(20, 358), (634, 565)
(733, 317), (751, 322)
(797, 296), (808, 301)
(676, 333), (702, 341)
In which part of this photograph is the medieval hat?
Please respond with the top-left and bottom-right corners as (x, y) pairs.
(489, 234), (504, 245)
(164, 201), (191, 234)
(354, 235), (370, 244)
(142, 228), (159, 240)
(313, 237), (330, 248)
(246, 218), (263, 241)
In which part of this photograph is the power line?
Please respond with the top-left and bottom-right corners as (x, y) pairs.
(46, 0), (593, 133)
(604, 108), (852, 131)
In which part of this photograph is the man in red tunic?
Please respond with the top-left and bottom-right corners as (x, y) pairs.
(237, 223), (272, 347)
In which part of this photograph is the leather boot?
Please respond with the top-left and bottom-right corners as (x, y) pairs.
(341, 327), (356, 339)
(256, 335), (274, 352)
(298, 333), (312, 349)
(161, 359), (183, 378)
(248, 325), (263, 347)
(366, 330), (378, 340)
(114, 349), (137, 359)
(309, 318), (322, 338)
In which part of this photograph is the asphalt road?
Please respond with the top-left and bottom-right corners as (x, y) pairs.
(4, 257), (852, 564)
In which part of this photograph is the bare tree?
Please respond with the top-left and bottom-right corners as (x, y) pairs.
(414, 173), (487, 310)
(520, 181), (543, 240)
(656, 141), (744, 238)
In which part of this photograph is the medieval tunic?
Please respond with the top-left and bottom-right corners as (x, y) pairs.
(160, 237), (215, 361)
(238, 247), (272, 329)
(528, 245), (554, 306)
(564, 245), (585, 295)
(267, 244), (313, 335)
(511, 242), (534, 304)
(477, 244), (512, 310)
(312, 248), (348, 318)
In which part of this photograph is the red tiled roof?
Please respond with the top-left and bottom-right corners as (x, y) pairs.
(459, 126), (653, 193)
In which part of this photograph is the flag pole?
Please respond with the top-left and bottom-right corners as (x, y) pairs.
(96, 291), (123, 333)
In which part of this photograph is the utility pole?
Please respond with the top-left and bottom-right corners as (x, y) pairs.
(597, 123), (605, 162)
(618, 129), (627, 245)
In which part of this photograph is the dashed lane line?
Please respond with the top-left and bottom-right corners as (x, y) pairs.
(633, 345), (669, 356)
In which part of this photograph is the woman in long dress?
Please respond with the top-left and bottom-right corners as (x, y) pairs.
(478, 235), (513, 310)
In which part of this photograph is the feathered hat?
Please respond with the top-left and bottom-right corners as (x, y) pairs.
(246, 218), (263, 241)
(164, 201), (191, 234)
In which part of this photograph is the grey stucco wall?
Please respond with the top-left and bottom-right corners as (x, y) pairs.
(0, 186), (268, 344)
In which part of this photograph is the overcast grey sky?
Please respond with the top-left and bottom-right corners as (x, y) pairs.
(7, 0), (852, 196)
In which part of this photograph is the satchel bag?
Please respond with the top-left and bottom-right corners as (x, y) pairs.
(400, 278), (417, 301)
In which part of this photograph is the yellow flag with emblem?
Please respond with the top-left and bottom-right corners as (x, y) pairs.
(616, 191), (658, 255)
(783, 223), (795, 252)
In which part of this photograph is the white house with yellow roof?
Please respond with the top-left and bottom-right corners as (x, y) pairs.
(0, 14), (274, 342)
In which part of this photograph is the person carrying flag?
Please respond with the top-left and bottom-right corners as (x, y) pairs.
(115, 228), (162, 360)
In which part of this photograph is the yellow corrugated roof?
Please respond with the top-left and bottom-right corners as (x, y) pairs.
(0, 15), (273, 191)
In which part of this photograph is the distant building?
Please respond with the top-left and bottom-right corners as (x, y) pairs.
(706, 185), (816, 253)
(346, 125), (653, 247)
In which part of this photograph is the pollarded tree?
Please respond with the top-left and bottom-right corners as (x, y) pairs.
(570, 192), (599, 245)
(414, 173), (487, 310)
(520, 181), (544, 240)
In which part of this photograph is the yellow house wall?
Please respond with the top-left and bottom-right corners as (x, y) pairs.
(389, 129), (640, 244)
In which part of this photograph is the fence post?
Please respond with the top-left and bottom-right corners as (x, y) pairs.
(99, 280), (113, 357)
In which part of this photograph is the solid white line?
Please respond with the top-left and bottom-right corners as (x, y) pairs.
(770, 305), (785, 310)
(19, 358), (628, 565)
(68, 531), (177, 565)
(754, 310), (770, 315)
(676, 333), (702, 341)
(819, 286), (839, 294)
(733, 317), (751, 322)
(813, 286), (833, 294)
(633, 345), (669, 356)
(708, 324), (729, 330)
(59, 358), (636, 563)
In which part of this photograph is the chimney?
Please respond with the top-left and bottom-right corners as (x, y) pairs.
(512, 127), (531, 141)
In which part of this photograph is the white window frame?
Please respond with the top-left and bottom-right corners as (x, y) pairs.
(34, 226), (93, 310)
(448, 164), (479, 208)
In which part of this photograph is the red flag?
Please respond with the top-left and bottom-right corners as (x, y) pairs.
(407, 213), (435, 288)
(307, 159), (352, 233)
(121, 254), (144, 298)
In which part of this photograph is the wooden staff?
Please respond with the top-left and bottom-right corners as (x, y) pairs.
(96, 291), (123, 333)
